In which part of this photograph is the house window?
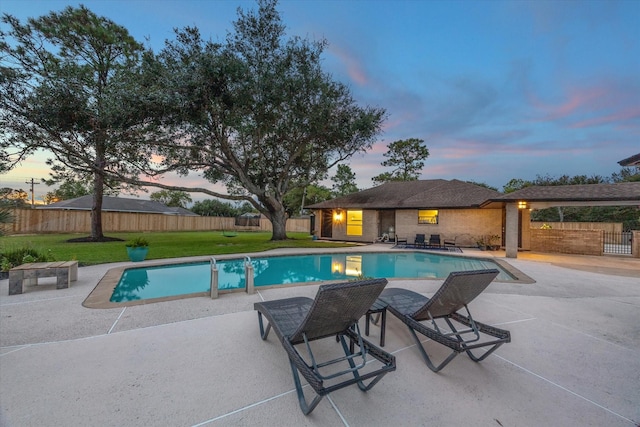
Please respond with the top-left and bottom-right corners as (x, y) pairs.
(418, 209), (438, 224)
(346, 210), (363, 236)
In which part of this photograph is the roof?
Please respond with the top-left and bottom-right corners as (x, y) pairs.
(618, 153), (640, 167)
(40, 195), (199, 216)
(482, 182), (640, 209)
(308, 180), (502, 209)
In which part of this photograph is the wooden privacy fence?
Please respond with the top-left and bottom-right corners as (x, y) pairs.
(5, 209), (310, 234)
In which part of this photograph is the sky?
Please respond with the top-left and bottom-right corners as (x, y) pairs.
(1, 0), (639, 204)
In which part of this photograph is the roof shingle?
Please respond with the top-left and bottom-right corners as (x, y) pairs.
(308, 180), (502, 209)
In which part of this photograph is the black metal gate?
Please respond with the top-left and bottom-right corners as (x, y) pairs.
(603, 231), (632, 255)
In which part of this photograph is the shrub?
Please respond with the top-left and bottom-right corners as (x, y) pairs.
(0, 247), (54, 271)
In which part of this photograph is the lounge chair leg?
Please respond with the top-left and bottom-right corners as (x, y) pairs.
(407, 328), (459, 373)
(257, 312), (272, 340)
(337, 334), (389, 392)
(465, 343), (504, 362)
(289, 359), (324, 415)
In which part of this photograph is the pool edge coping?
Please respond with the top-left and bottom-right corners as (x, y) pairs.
(82, 249), (536, 309)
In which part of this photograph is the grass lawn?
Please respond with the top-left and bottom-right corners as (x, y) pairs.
(1, 231), (357, 266)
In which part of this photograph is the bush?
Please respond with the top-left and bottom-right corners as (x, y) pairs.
(0, 247), (54, 271)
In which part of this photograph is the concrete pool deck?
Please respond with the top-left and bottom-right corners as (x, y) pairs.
(1, 246), (639, 426)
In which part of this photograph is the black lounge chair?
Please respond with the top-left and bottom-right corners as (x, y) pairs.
(414, 233), (426, 248)
(379, 269), (510, 372)
(254, 279), (396, 414)
(428, 234), (441, 248)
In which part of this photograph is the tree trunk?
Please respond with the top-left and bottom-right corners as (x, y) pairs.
(269, 209), (288, 241)
(91, 171), (105, 240)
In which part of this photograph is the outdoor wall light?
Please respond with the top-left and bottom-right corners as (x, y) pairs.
(518, 201), (528, 209)
(333, 210), (343, 223)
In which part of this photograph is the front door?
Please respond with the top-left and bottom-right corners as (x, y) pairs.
(321, 209), (333, 238)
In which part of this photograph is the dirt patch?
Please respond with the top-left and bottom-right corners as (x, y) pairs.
(66, 236), (125, 243)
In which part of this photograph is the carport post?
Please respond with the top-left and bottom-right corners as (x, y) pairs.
(505, 202), (519, 258)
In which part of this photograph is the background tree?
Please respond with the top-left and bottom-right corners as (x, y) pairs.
(0, 188), (28, 208)
(331, 164), (359, 197)
(43, 179), (92, 204)
(192, 199), (238, 217)
(502, 178), (532, 194)
(372, 138), (429, 185)
(1, 6), (149, 241)
(121, 0), (385, 240)
(149, 190), (192, 208)
(191, 199), (255, 217)
(283, 184), (332, 217)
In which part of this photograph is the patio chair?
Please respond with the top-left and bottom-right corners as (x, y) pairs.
(379, 269), (510, 372)
(394, 235), (408, 247)
(254, 278), (396, 414)
(428, 234), (441, 248)
(443, 236), (456, 248)
(414, 233), (426, 248)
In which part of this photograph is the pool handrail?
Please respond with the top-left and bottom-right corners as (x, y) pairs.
(210, 257), (218, 299)
(244, 256), (255, 294)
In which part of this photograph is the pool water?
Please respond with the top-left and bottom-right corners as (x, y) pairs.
(110, 251), (514, 302)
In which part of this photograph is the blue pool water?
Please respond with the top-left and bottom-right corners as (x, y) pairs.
(110, 251), (514, 302)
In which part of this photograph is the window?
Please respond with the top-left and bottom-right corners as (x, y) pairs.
(346, 210), (363, 235)
(418, 209), (438, 224)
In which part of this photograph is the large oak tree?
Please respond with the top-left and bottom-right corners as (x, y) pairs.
(126, 0), (385, 240)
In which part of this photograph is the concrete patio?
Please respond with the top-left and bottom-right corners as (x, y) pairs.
(1, 246), (639, 426)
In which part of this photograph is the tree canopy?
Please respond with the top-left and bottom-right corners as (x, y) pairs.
(1, 6), (149, 240)
(120, 0), (385, 239)
(372, 138), (429, 185)
(331, 164), (359, 197)
(149, 190), (192, 208)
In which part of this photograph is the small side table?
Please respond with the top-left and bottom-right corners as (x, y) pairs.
(365, 298), (388, 347)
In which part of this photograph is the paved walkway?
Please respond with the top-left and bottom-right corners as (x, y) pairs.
(1, 247), (639, 426)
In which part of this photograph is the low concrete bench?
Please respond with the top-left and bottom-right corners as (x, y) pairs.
(8, 261), (79, 295)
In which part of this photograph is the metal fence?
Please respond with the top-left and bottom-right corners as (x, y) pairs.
(603, 231), (632, 255)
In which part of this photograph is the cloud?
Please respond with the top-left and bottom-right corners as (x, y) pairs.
(326, 44), (369, 86)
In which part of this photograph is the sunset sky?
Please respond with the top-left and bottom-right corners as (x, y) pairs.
(1, 0), (639, 203)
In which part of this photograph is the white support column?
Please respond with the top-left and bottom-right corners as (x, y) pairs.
(505, 202), (519, 258)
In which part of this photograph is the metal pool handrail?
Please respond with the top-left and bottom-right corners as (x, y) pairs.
(210, 257), (218, 299)
(245, 256), (255, 294)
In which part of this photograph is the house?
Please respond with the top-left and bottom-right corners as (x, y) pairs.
(308, 180), (512, 248)
(309, 179), (640, 259)
(41, 195), (198, 216)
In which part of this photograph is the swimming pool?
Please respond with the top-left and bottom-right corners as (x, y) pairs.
(110, 251), (516, 303)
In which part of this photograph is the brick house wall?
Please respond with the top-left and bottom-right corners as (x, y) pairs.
(395, 208), (504, 247)
(323, 208), (506, 247)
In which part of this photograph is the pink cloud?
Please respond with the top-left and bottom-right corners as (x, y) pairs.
(327, 45), (368, 86)
(531, 86), (606, 121)
(570, 106), (640, 129)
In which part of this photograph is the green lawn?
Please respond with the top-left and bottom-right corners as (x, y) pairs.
(0, 231), (356, 266)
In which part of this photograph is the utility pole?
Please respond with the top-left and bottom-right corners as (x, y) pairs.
(25, 178), (39, 207)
